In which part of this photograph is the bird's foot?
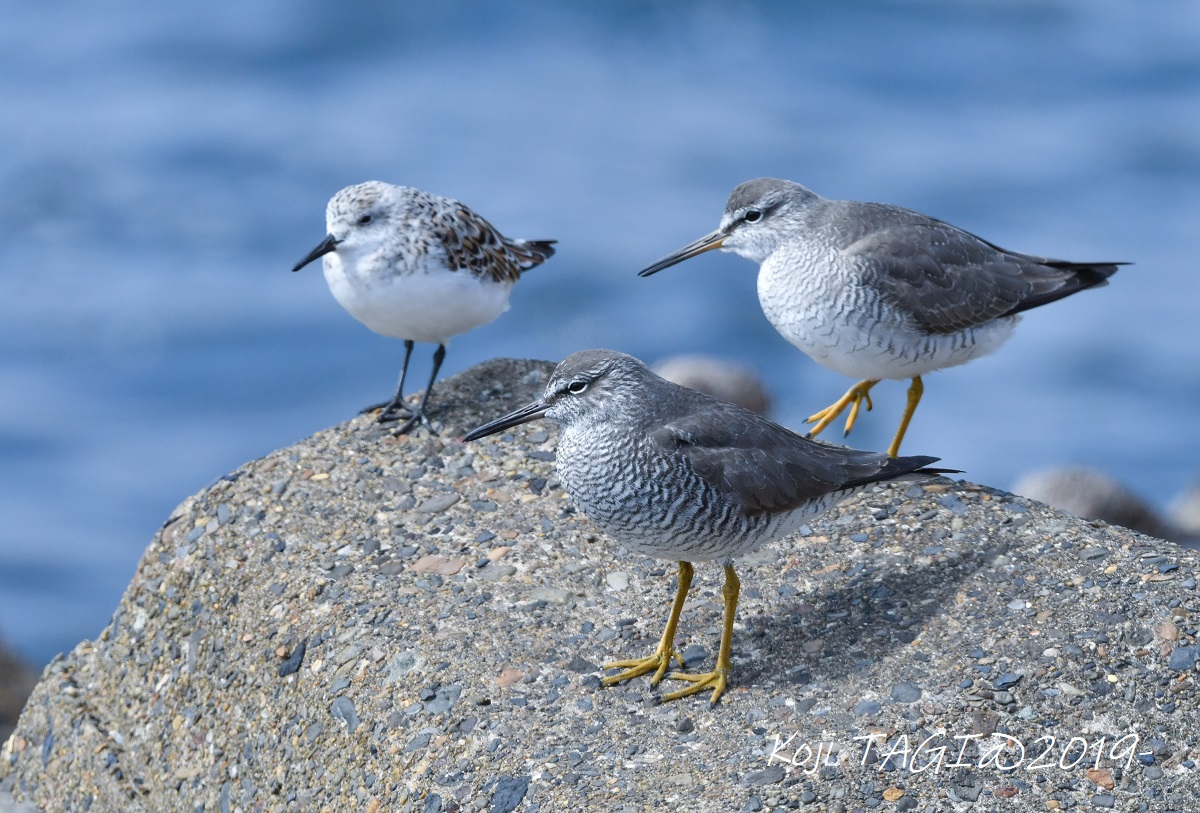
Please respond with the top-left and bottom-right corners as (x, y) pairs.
(361, 399), (414, 421)
(664, 666), (729, 706)
(602, 645), (686, 688)
(805, 380), (877, 439)
(392, 409), (439, 437)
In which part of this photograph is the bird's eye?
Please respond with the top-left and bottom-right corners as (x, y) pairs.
(357, 214), (372, 225)
(567, 381), (588, 394)
(744, 209), (763, 223)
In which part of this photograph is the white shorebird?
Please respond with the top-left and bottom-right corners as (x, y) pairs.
(639, 178), (1124, 456)
(465, 349), (951, 704)
(293, 181), (555, 434)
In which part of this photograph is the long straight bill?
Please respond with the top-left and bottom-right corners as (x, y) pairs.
(462, 400), (550, 442)
(637, 229), (725, 277)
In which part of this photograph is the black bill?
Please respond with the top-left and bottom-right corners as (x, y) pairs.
(292, 234), (341, 272)
(462, 400), (551, 442)
(637, 229), (726, 277)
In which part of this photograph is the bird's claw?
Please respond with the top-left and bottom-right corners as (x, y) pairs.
(663, 667), (728, 706)
(602, 647), (686, 688)
(392, 409), (439, 437)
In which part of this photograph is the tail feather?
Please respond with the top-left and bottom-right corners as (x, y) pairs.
(843, 454), (960, 491)
(512, 239), (557, 272)
(1004, 260), (1127, 317)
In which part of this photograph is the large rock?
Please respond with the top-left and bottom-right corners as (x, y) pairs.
(1014, 466), (1198, 547)
(0, 643), (35, 752)
(2, 359), (1198, 811)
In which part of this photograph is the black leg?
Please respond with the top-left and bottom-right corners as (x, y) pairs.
(395, 343), (445, 436)
(364, 340), (416, 421)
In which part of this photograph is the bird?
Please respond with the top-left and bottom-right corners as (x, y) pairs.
(293, 181), (555, 435)
(463, 349), (951, 704)
(638, 177), (1124, 457)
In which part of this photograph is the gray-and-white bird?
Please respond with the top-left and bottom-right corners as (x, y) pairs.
(293, 181), (555, 434)
(639, 178), (1124, 457)
(464, 349), (950, 704)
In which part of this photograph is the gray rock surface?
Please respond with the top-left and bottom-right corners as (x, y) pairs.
(1014, 466), (1199, 547)
(0, 790), (41, 813)
(3, 358), (1199, 811)
(0, 641), (35, 747)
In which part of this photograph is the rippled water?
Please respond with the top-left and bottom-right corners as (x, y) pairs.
(2, 1), (1198, 664)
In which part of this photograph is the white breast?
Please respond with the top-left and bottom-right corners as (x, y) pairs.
(756, 249), (1018, 380)
(323, 254), (513, 344)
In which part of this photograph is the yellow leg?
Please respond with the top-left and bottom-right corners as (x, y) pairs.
(602, 561), (691, 687)
(663, 564), (740, 705)
(806, 380), (878, 439)
(886, 375), (924, 458)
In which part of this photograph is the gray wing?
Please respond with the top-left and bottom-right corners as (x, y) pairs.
(435, 206), (556, 284)
(839, 203), (1122, 335)
(651, 402), (940, 516)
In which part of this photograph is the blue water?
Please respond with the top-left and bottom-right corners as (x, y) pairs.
(2, 1), (1198, 665)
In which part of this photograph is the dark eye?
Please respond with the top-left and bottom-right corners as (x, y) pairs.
(567, 381), (588, 394)
(744, 209), (763, 223)
(357, 214), (372, 225)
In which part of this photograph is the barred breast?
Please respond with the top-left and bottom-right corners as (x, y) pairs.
(757, 244), (1018, 381)
(555, 421), (839, 564)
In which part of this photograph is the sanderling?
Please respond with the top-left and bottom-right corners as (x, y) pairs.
(294, 181), (555, 434)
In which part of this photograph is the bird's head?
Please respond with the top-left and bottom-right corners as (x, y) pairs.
(291, 181), (397, 272)
(462, 350), (650, 441)
(638, 177), (816, 275)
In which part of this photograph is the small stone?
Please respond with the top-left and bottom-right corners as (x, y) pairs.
(890, 682), (922, 703)
(416, 493), (460, 514)
(743, 765), (785, 786)
(1090, 794), (1114, 808)
(606, 572), (630, 591)
(425, 684), (462, 715)
(278, 638), (307, 677)
(993, 672), (1023, 690)
(331, 697), (359, 731)
(411, 555), (467, 576)
(405, 731), (431, 752)
(490, 775), (530, 813)
(566, 655), (599, 673)
(496, 668), (523, 687)
(486, 546), (512, 562)
(853, 699), (882, 716)
(882, 787), (904, 802)
(334, 645), (362, 665)
(1168, 644), (1199, 671)
(1157, 620), (1179, 641)
(529, 586), (572, 605)
(485, 565), (518, 580)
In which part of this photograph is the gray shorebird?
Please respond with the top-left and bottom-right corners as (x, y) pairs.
(464, 349), (950, 704)
(293, 181), (555, 435)
(639, 178), (1124, 457)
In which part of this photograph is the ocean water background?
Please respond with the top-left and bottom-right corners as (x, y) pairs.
(1, 1), (1197, 665)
